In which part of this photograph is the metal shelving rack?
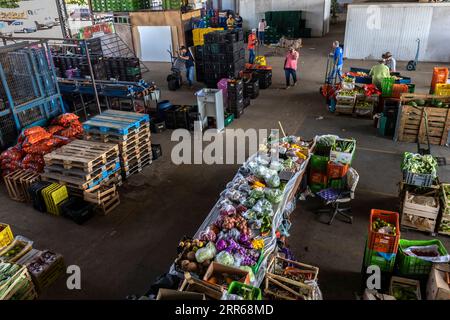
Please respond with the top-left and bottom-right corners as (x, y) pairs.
(0, 41), (65, 148)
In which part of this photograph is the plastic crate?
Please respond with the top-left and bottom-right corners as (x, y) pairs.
(42, 184), (69, 216)
(59, 197), (95, 225)
(363, 241), (396, 273)
(228, 281), (262, 300)
(435, 83), (450, 96)
(327, 161), (349, 179)
(403, 170), (434, 187)
(381, 77), (395, 97)
(29, 181), (53, 212)
(392, 84), (409, 99)
(397, 239), (448, 276)
(431, 67), (449, 93)
(368, 209), (400, 253)
(0, 224), (13, 249)
(224, 113), (234, 127)
(310, 154), (329, 172)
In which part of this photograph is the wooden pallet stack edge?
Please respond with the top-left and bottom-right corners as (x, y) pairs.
(397, 93), (450, 145)
(3, 170), (41, 203)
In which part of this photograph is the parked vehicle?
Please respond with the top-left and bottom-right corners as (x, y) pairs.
(8, 20), (37, 33)
(70, 8), (91, 21)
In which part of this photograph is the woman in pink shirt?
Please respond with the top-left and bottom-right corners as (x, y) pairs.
(284, 47), (299, 89)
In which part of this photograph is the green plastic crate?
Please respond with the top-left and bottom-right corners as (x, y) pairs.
(310, 183), (327, 194)
(397, 239), (448, 276)
(227, 281), (262, 300)
(224, 113), (234, 127)
(250, 251), (264, 275)
(363, 241), (396, 273)
(310, 154), (329, 173)
(381, 77), (395, 97)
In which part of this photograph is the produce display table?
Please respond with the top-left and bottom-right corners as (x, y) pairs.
(168, 137), (314, 297)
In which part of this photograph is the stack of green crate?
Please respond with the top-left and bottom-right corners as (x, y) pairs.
(363, 240), (396, 273)
(265, 10), (311, 39)
(309, 154), (329, 193)
(163, 0), (181, 9)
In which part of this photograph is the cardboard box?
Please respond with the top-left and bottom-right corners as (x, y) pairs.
(156, 288), (206, 300)
(363, 289), (396, 300)
(330, 138), (356, 165)
(427, 264), (450, 300)
(203, 262), (249, 290)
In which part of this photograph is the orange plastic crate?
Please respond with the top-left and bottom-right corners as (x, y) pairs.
(309, 171), (327, 185)
(431, 67), (449, 93)
(327, 161), (349, 179)
(368, 209), (400, 254)
(392, 84), (409, 99)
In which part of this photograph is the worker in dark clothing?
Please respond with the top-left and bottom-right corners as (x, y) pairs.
(179, 46), (195, 88)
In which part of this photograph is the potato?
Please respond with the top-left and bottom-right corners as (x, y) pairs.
(187, 262), (198, 273)
(187, 251), (196, 262)
(181, 260), (190, 270)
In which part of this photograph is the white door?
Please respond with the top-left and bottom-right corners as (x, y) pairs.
(137, 26), (173, 62)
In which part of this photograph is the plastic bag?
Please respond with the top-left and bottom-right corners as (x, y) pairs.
(199, 228), (217, 242)
(215, 251), (234, 266)
(47, 125), (64, 135)
(23, 126), (47, 137)
(265, 173), (280, 188)
(0, 147), (23, 162)
(241, 197), (256, 208)
(219, 204), (237, 217)
(403, 245), (450, 263)
(195, 242), (217, 263)
(249, 188), (265, 200)
(265, 188), (283, 204)
(270, 161), (284, 172)
(253, 199), (273, 216)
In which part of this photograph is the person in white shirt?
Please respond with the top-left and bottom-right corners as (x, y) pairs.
(383, 52), (396, 73)
(258, 19), (267, 45)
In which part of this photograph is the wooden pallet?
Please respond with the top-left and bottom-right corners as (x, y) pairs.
(121, 145), (152, 163)
(120, 137), (151, 155)
(3, 170), (41, 202)
(83, 124), (150, 143)
(41, 169), (118, 191)
(43, 140), (119, 172)
(44, 158), (119, 181)
(122, 152), (152, 171)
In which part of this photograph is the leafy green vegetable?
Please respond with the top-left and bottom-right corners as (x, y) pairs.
(401, 152), (437, 177)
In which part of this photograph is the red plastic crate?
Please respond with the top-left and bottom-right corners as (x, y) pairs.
(327, 161), (349, 179)
(368, 209), (400, 254)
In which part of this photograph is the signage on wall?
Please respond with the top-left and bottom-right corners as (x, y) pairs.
(77, 22), (115, 39)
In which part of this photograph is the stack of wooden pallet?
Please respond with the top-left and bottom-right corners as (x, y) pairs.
(41, 140), (121, 196)
(82, 110), (152, 178)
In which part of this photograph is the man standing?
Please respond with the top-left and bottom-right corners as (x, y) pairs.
(284, 47), (299, 89)
(248, 29), (257, 64)
(369, 59), (390, 89)
(178, 46), (195, 89)
(226, 14), (236, 30)
(258, 18), (267, 45)
(328, 40), (344, 83)
(383, 52), (396, 72)
(235, 13), (243, 29)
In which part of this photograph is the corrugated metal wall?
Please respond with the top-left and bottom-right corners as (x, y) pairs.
(344, 4), (450, 62)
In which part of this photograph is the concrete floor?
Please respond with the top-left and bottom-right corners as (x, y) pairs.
(1, 22), (450, 300)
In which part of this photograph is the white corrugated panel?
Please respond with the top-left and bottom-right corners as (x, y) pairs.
(344, 5), (434, 61)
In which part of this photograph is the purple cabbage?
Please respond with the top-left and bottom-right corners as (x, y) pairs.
(216, 239), (228, 251)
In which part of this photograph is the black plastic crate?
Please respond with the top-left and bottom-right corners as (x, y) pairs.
(233, 108), (244, 119)
(59, 197), (95, 225)
(151, 120), (166, 133)
(29, 181), (53, 213)
(164, 106), (181, 129)
(151, 144), (162, 160)
(243, 97), (251, 109)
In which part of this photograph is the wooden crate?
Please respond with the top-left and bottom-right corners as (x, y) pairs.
(397, 93), (450, 145)
(0, 263), (37, 300)
(179, 272), (223, 300)
(401, 190), (439, 233)
(390, 276), (421, 300)
(3, 170), (41, 202)
(441, 183), (450, 216)
(426, 264), (450, 300)
(265, 254), (319, 300)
